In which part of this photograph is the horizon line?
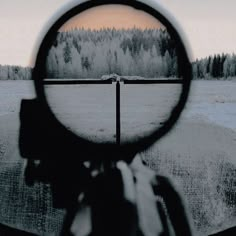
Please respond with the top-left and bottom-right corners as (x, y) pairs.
(1, 52), (236, 69)
(59, 26), (166, 32)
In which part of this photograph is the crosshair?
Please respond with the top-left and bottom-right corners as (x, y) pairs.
(32, 0), (192, 160)
(43, 77), (184, 146)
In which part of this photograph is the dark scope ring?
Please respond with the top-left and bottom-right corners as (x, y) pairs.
(32, 0), (192, 161)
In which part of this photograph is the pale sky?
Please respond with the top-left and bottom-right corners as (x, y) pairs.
(0, 0), (236, 66)
(60, 5), (164, 31)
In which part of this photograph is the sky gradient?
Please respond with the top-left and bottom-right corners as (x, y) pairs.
(60, 5), (163, 31)
(0, 0), (236, 66)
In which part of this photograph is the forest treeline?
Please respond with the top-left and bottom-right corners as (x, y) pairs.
(46, 28), (178, 78)
(0, 28), (235, 80)
(0, 65), (32, 80)
(193, 53), (236, 79)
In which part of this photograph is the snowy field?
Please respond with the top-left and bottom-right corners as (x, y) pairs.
(45, 83), (181, 143)
(0, 80), (236, 235)
(184, 80), (236, 131)
(1, 80), (235, 133)
(1, 80), (235, 132)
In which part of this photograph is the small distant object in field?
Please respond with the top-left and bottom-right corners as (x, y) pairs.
(100, 75), (176, 82)
(101, 74), (121, 82)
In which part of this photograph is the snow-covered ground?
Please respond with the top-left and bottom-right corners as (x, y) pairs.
(0, 80), (35, 116)
(0, 80), (235, 133)
(45, 83), (182, 143)
(183, 80), (236, 131)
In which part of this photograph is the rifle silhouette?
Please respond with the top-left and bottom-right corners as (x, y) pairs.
(19, 0), (193, 235)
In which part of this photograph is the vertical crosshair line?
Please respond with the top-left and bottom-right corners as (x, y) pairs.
(116, 81), (120, 146)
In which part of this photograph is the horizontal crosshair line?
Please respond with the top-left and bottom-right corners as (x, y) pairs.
(123, 79), (183, 84)
(43, 79), (183, 85)
(43, 79), (113, 85)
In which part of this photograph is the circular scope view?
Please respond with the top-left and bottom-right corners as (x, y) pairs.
(44, 4), (182, 143)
